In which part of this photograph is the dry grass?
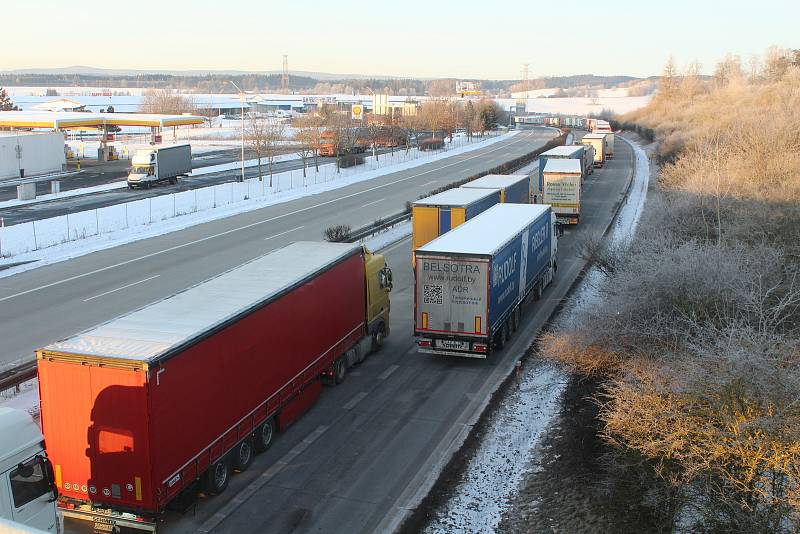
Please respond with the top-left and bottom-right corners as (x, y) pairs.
(539, 52), (800, 530)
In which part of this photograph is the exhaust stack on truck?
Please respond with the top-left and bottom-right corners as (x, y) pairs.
(36, 241), (392, 531)
(414, 204), (558, 358)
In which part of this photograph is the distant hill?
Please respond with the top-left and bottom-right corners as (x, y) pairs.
(2, 65), (397, 81)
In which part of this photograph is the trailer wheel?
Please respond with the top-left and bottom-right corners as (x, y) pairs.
(534, 281), (543, 301)
(334, 357), (347, 385)
(512, 307), (520, 332)
(495, 324), (507, 350)
(254, 418), (275, 453)
(232, 437), (254, 472)
(169, 177), (177, 185)
(203, 458), (231, 495)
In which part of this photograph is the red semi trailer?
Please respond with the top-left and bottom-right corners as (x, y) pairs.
(36, 241), (393, 532)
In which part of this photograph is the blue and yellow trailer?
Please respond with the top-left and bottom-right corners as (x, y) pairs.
(461, 174), (531, 204)
(411, 187), (501, 255)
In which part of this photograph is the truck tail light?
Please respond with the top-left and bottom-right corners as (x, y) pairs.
(418, 339), (432, 348)
(473, 343), (487, 353)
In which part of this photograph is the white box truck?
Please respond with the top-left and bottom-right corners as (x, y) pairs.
(0, 408), (61, 533)
(127, 144), (191, 189)
(543, 159), (583, 225)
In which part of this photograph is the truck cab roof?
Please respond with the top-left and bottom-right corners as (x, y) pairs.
(0, 408), (42, 469)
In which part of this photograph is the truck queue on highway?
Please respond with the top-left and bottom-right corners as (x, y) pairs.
(1, 117), (619, 533)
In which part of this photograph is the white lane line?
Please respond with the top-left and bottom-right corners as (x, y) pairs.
(360, 197), (385, 208)
(419, 180), (438, 187)
(263, 225), (304, 241)
(196, 425), (329, 534)
(377, 364), (399, 381)
(343, 392), (369, 411)
(83, 275), (160, 302)
(0, 131), (550, 304)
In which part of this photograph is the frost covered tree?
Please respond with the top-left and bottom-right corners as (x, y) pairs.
(0, 88), (18, 111)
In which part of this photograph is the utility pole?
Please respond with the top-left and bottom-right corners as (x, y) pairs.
(281, 55), (289, 94)
(228, 80), (245, 182)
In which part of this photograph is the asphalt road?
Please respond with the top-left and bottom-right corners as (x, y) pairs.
(54, 133), (636, 534)
(0, 127), (557, 373)
(0, 145), (395, 223)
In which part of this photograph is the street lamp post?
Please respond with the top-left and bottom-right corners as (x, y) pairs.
(229, 80), (245, 182)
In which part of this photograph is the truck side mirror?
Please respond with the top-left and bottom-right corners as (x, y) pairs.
(41, 457), (59, 500)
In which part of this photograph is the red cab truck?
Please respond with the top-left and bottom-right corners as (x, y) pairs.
(36, 241), (393, 532)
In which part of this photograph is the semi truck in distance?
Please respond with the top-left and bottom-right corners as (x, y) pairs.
(543, 159), (583, 225)
(581, 133), (607, 167)
(411, 187), (501, 257)
(414, 203), (558, 358)
(0, 408), (61, 533)
(36, 241), (392, 532)
(127, 144), (191, 189)
(461, 174), (531, 204)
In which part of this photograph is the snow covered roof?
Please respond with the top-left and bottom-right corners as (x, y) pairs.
(462, 174), (529, 190)
(0, 110), (204, 129)
(42, 242), (361, 364)
(541, 145), (584, 157)
(417, 204), (551, 256)
(582, 133), (607, 140)
(413, 187), (499, 208)
(544, 159), (582, 174)
(32, 98), (85, 111)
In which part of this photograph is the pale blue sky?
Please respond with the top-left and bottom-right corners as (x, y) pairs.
(3, 0), (797, 78)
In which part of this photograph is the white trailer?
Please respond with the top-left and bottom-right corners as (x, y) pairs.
(127, 144), (191, 189)
(543, 159), (583, 225)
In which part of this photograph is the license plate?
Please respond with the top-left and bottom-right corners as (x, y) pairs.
(436, 339), (469, 350)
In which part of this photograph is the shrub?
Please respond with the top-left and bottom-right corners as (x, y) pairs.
(323, 224), (351, 242)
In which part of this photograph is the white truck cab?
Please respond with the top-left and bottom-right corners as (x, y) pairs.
(0, 408), (61, 533)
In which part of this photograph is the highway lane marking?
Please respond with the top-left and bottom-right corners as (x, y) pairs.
(377, 364), (399, 380)
(343, 392), (369, 410)
(83, 275), (160, 302)
(0, 130), (553, 304)
(419, 180), (438, 187)
(360, 197), (385, 208)
(263, 225), (304, 241)
(197, 425), (329, 533)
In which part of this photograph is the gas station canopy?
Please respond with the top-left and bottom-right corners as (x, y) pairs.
(0, 111), (205, 130)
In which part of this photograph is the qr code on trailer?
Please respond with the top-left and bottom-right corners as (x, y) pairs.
(423, 284), (443, 305)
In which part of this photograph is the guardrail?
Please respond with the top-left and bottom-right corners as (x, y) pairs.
(0, 360), (37, 394)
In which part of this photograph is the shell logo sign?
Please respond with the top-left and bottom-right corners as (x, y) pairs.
(351, 104), (364, 120)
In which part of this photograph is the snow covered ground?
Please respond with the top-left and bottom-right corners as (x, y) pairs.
(0, 131), (515, 275)
(423, 137), (651, 534)
(524, 95), (651, 115)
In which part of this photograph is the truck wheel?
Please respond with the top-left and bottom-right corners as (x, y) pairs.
(372, 327), (385, 352)
(232, 437), (254, 472)
(203, 458), (231, 495)
(169, 177), (177, 185)
(334, 357), (347, 385)
(495, 324), (507, 350)
(254, 418), (275, 453)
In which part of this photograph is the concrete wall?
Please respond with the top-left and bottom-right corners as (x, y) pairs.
(0, 132), (66, 180)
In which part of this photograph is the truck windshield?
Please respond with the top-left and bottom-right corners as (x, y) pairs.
(10, 458), (51, 508)
(132, 165), (153, 175)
